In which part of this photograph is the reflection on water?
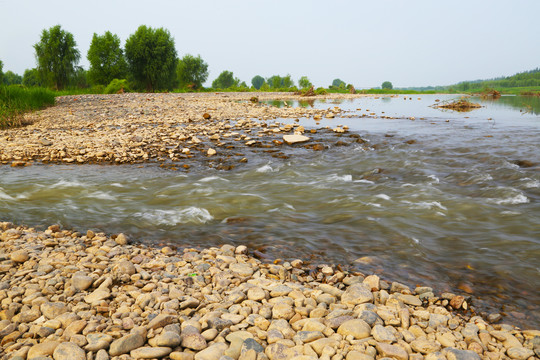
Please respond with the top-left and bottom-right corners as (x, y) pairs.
(1, 95), (539, 328)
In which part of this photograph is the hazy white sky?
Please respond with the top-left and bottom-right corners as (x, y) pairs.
(1, 0), (539, 88)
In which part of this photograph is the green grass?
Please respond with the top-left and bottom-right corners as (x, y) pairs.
(0, 85), (56, 128)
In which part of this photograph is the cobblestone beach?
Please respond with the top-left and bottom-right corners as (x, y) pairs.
(0, 223), (539, 360)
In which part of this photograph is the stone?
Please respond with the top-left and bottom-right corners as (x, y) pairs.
(10, 249), (29, 263)
(130, 347), (173, 359)
(397, 294), (422, 306)
(147, 314), (177, 329)
(194, 342), (228, 360)
(265, 343), (291, 360)
(71, 272), (93, 291)
(450, 295), (465, 309)
(346, 351), (374, 360)
(154, 331), (181, 347)
(40, 302), (68, 320)
(372, 325), (397, 343)
(310, 338), (339, 356)
(115, 260), (136, 275)
(109, 332), (146, 356)
(52, 342), (85, 360)
(247, 287), (266, 301)
(337, 319), (371, 339)
(341, 283), (373, 307)
(294, 331), (324, 343)
(507, 347), (534, 360)
(283, 134), (310, 145)
(272, 302), (295, 320)
(171, 352), (195, 360)
(411, 338), (441, 354)
(207, 148), (217, 156)
(230, 263), (254, 277)
(27, 341), (61, 359)
(241, 338), (265, 354)
(442, 347), (481, 360)
(85, 333), (113, 351)
(182, 332), (207, 350)
(95, 349), (109, 360)
(429, 313), (449, 328)
(115, 233), (129, 245)
(375, 342), (408, 360)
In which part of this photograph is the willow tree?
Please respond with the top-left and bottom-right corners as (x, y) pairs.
(124, 25), (178, 92)
(34, 25), (80, 90)
(87, 31), (127, 86)
(177, 54), (208, 90)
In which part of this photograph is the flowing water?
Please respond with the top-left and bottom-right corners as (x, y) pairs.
(1, 95), (539, 328)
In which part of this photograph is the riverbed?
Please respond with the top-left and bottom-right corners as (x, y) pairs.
(1, 94), (539, 328)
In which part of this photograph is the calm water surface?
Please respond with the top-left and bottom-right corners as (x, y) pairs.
(1, 95), (539, 327)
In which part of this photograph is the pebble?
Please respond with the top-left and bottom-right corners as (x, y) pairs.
(0, 222), (537, 360)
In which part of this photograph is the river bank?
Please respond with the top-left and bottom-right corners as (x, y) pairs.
(1, 222), (539, 360)
(0, 92), (372, 168)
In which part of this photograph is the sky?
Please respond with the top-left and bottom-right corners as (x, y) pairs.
(1, 0), (539, 88)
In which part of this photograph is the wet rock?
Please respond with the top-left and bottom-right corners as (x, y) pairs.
(283, 134), (310, 145)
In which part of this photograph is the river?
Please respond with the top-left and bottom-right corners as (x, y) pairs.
(1, 94), (539, 328)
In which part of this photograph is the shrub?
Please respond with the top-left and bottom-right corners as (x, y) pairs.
(104, 79), (131, 94)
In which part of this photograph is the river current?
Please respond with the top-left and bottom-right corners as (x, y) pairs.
(1, 94), (539, 328)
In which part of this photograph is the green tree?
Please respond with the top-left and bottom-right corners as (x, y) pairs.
(177, 54), (209, 89)
(23, 68), (43, 87)
(267, 75), (283, 89)
(212, 70), (237, 89)
(0, 60), (3, 84)
(381, 81), (393, 89)
(251, 75), (265, 90)
(331, 78), (345, 88)
(125, 25), (178, 92)
(282, 74), (294, 89)
(298, 76), (312, 89)
(34, 25), (81, 90)
(3, 71), (23, 85)
(87, 31), (127, 86)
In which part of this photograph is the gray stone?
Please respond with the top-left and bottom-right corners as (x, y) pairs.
(52, 342), (85, 360)
(71, 272), (93, 291)
(154, 331), (181, 347)
(147, 314), (177, 329)
(442, 347), (481, 360)
(337, 319), (371, 339)
(85, 333), (113, 351)
(507, 347), (534, 360)
(397, 294), (422, 306)
(341, 283), (373, 307)
(241, 338), (265, 353)
(358, 310), (382, 326)
(372, 324), (397, 343)
(429, 313), (449, 328)
(229, 263), (254, 277)
(109, 332), (146, 356)
(130, 347), (173, 359)
(294, 331), (325, 343)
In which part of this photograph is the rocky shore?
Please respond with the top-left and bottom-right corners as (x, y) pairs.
(0, 222), (539, 360)
(0, 92), (369, 169)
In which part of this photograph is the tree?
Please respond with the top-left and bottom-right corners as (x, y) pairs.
(125, 25), (178, 92)
(212, 70), (238, 89)
(177, 54), (209, 89)
(251, 75), (265, 90)
(331, 78), (345, 88)
(381, 81), (393, 90)
(3, 71), (23, 85)
(267, 75), (283, 89)
(282, 74), (294, 89)
(87, 31), (127, 86)
(298, 76), (312, 89)
(23, 68), (43, 87)
(0, 60), (4, 84)
(34, 25), (81, 90)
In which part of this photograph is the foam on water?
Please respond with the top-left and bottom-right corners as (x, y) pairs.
(520, 178), (540, 188)
(327, 174), (353, 182)
(134, 207), (213, 225)
(489, 193), (530, 205)
(199, 175), (230, 183)
(50, 179), (85, 188)
(85, 191), (117, 200)
(375, 194), (391, 201)
(0, 189), (14, 200)
(354, 179), (375, 184)
(256, 164), (275, 173)
(402, 200), (448, 211)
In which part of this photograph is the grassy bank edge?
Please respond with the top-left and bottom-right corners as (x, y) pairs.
(0, 85), (56, 129)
